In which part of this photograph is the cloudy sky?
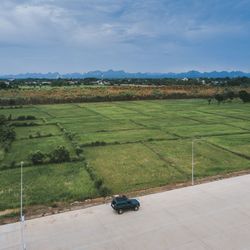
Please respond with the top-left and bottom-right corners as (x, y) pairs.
(0, 0), (250, 74)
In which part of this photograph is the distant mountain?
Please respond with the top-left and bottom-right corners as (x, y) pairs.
(1, 70), (250, 79)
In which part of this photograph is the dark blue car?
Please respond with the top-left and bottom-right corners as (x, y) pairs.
(111, 195), (140, 214)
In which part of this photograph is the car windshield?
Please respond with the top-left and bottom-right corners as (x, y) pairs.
(116, 196), (127, 201)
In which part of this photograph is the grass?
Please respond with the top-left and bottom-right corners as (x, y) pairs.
(0, 162), (98, 210)
(0, 106), (50, 119)
(207, 134), (250, 157)
(84, 143), (185, 193)
(79, 129), (175, 145)
(146, 140), (250, 178)
(2, 135), (76, 167)
(63, 119), (142, 134)
(15, 125), (61, 140)
(83, 138), (250, 194)
(165, 123), (246, 138)
(0, 98), (250, 211)
(131, 116), (200, 128)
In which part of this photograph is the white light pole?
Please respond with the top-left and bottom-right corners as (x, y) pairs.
(20, 161), (26, 250)
(192, 138), (205, 186)
(192, 140), (194, 185)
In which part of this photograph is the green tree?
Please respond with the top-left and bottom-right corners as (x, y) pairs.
(49, 145), (70, 163)
(227, 91), (235, 101)
(239, 90), (250, 103)
(30, 151), (46, 164)
(0, 116), (16, 143)
(214, 94), (224, 104)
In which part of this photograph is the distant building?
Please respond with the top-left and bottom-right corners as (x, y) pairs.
(95, 80), (110, 85)
(68, 81), (78, 85)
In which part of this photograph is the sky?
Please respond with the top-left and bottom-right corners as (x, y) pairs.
(0, 0), (250, 74)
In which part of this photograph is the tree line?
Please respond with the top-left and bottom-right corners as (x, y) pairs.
(0, 115), (16, 153)
(212, 90), (250, 104)
(1, 77), (250, 88)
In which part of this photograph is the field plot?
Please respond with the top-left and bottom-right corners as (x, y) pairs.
(84, 143), (185, 193)
(79, 129), (175, 145)
(0, 106), (48, 119)
(0, 99), (250, 213)
(146, 140), (250, 178)
(15, 125), (61, 140)
(165, 123), (247, 138)
(63, 120), (143, 134)
(0, 162), (98, 210)
(2, 135), (76, 168)
(207, 134), (250, 158)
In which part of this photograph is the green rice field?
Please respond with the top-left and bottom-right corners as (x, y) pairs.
(0, 99), (250, 211)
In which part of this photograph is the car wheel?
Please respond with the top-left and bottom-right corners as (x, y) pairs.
(118, 209), (123, 214)
(134, 206), (139, 211)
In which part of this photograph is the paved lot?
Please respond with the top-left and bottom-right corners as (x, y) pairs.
(1, 175), (250, 250)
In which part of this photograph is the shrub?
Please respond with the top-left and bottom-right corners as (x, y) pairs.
(0, 125), (16, 142)
(75, 146), (83, 155)
(0, 164), (8, 170)
(26, 115), (36, 120)
(17, 115), (26, 120)
(10, 161), (16, 168)
(0, 115), (6, 125)
(214, 94), (224, 104)
(49, 145), (70, 163)
(225, 91), (235, 101)
(70, 156), (80, 162)
(30, 150), (46, 164)
(91, 141), (106, 146)
(3, 144), (10, 153)
(99, 185), (111, 197)
(12, 122), (37, 126)
(94, 179), (103, 189)
(239, 90), (250, 103)
(36, 131), (41, 137)
(65, 131), (74, 141)
(16, 115), (36, 120)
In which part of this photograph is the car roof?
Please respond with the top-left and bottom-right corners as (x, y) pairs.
(113, 195), (128, 201)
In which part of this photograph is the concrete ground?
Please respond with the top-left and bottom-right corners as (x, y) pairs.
(1, 175), (250, 250)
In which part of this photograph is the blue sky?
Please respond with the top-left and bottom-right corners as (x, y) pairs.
(0, 0), (250, 74)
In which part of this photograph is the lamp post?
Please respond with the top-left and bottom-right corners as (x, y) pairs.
(20, 161), (26, 250)
(191, 138), (205, 186)
(192, 140), (194, 185)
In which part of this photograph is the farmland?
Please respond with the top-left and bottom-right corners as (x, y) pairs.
(0, 85), (250, 105)
(0, 99), (250, 214)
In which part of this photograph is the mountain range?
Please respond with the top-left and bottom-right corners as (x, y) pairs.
(1, 70), (250, 79)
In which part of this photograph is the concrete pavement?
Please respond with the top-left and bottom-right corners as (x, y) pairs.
(1, 174), (250, 250)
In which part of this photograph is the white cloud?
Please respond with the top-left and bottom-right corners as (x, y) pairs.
(0, 0), (246, 48)
(0, 0), (249, 73)
(0, 1), (71, 46)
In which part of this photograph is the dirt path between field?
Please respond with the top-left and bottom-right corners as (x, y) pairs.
(1, 169), (250, 225)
